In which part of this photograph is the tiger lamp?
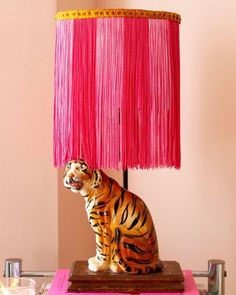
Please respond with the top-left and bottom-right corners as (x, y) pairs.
(63, 159), (163, 274)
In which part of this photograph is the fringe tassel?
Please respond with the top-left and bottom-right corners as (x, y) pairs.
(72, 19), (97, 167)
(96, 18), (123, 169)
(54, 20), (74, 167)
(54, 17), (180, 169)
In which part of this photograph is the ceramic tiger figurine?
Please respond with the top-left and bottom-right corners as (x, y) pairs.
(64, 159), (163, 274)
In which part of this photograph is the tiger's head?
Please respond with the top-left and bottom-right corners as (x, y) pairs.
(63, 160), (102, 195)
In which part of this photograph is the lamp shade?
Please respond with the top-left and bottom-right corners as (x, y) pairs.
(54, 9), (181, 169)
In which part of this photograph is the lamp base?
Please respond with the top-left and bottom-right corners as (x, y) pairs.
(68, 261), (184, 293)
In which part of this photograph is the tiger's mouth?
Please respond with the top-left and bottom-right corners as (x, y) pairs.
(69, 177), (83, 190)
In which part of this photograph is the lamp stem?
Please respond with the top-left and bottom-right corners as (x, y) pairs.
(123, 169), (128, 190)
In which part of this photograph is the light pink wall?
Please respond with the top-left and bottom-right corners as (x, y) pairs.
(0, 1), (58, 271)
(1, 3), (234, 290)
(57, 0), (96, 11)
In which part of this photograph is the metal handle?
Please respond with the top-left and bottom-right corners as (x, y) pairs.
(208, 259), (225, 295)
(4, 258), (55, 278)
(4, 258), (22, 277)
(193, 259), (226, 295)
(21, 271), (55, 277)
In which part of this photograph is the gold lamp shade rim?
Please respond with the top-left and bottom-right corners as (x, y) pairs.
(55, 8), (181, 23)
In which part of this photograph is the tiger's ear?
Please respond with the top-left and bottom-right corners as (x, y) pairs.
(77, 160), (88, 171)
(91, 170), (102, 189)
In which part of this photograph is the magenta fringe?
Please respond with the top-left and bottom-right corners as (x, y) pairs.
(54, 18), (180, 169)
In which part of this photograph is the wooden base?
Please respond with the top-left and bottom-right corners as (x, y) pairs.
(68, 261), (184, 293)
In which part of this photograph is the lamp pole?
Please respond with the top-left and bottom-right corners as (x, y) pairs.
(123, 169), (128, 190)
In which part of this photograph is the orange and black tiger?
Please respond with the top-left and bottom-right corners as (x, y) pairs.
(64, 159), (163, 274)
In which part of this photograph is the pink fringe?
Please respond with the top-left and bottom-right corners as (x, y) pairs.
(96, 18), (124, 169)
(54, 20), (74, 167)
(54, 18), (180, 169)
(122, 18), (151, 169)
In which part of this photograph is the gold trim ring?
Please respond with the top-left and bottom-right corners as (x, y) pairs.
(55, 9), (181, 24)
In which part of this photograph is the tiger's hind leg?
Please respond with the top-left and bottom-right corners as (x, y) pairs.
(110, 227), (162, 274)
(110, 227), (138, 273)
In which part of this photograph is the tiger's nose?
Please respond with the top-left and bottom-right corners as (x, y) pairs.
(68, 173), (74, 178)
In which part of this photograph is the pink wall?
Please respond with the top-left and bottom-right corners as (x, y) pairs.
(0, 1), (58, 271)
(1, 0), (234, 294)
(58, 1), (236, 294)
(57, 0), (95, 11)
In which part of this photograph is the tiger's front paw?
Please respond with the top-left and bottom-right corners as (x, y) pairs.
(88, 256), (109, 272)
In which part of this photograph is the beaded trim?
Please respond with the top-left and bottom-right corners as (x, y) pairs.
(55, 9), (181, 24)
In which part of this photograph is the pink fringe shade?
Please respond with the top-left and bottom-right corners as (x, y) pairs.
(54, 13), (181, 169)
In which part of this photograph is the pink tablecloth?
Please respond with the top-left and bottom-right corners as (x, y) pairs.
(48, 269), (199, 295)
